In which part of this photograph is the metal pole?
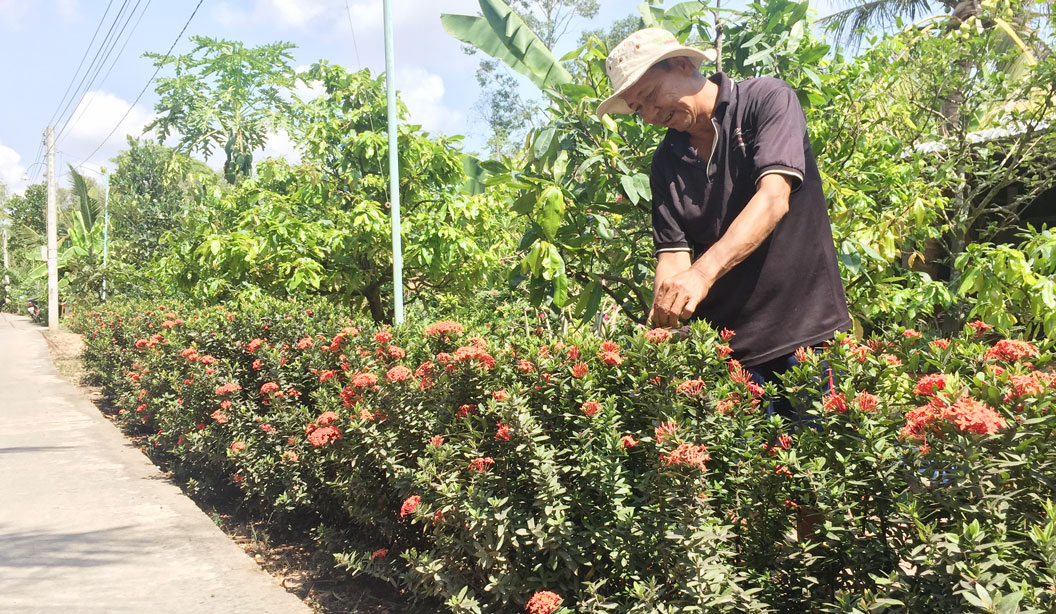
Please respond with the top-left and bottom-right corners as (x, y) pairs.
(383, 0), (404, 325)
(102, 174), (109, 302)
(46, 127), (58, 330)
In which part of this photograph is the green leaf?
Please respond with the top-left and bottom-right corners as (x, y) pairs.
(536, 185), (565, 241)
(532, 126), (557, 161)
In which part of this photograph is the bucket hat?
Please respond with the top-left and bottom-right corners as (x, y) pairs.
(596, 28), (717, 119)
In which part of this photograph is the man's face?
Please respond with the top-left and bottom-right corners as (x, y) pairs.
(620, 58), (699, 132)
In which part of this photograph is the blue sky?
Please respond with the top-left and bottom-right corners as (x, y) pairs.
(0, 0), (838, 194)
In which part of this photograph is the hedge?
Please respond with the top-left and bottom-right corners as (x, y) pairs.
(71, 297), (1056, 613)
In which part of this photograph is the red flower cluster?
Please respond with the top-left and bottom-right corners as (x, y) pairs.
(793, 346), (815, 362)
(495, 421), (513, 441)
(296, 336), (313, 350)
(644, 328), (673, 344)
(306, 424), (342, 447)
(967, 320), (994, 336)
(260, 381), (281, 395)
(374, 330), (393, 344)
(913, 374), (948, 397)
(424, 320), (464, 337)
(134, 333), (165, 349)
(902, 329), (922, 340)
(571, 361), (588, 378)
(230, 441), (245, 453)
(526, 591), (562, 614)
(429, 435), (444, 447)
(720, 328), (736, 341)
(247, 338), (265, 353)
(453, 337), (496, 369)
(386, 365), (413, 383)
(455, 403), (477, 418)
(180, 347), (199, 361)
(855, 391), (880, 412)
(985, 339), (1039, 362)
(400, 495), (421, 518)
(215, 382), (242, 396)
(676, 379), (706, 397)
(1004, 373), (1046, 403)
(371, 548), (388, 560)
(580, 400), (601, 417)
(902, 393), (1006, 440)
(316, 411), (339, 425)
(823, 392), (848, 413)
(518, 359), (535, 373)
(351, 371), (379, 388)
(596, 340), (623, 366)
(655, 420), (679, 443)
(492, 389), (508, 401)
(660, 442), (710, 471)
(210, 409), (228, 424)
(319, 369), (338, 382)
(468, 456), (495, 472)
(621, 434), (639, 449)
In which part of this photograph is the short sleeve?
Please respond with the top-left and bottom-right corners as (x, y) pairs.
(650, 156), (691, 257)
(749, 79), (807, 192)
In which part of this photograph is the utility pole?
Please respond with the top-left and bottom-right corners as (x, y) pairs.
(383, 0), (404, 325)
(46, 126), (58, 331)
(102, 173), (109, 302)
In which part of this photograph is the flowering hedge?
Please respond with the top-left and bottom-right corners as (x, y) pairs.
(72, 298), (1056, 613)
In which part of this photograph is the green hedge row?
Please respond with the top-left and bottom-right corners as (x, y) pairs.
(72, 297), (1056, 613)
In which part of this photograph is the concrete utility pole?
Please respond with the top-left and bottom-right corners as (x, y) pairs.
(46, 127), (58, 331)
(102, 174), (109, 303)
(383, 0), (404, 325)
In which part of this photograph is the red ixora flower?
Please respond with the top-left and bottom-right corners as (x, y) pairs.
(775, 465), (793, 478)
(215, 382), (241, 396)
(676, 379), (706, 397)
(230, 441), (245, 453)
(913, 374), (949, 397)
(902, 329), (922, 340)
(374, 330), (393, 344)
(855, 391), (880, 412)
(468, 457), (495, 472)
(597, 350), (623, 366)
(247, 338), (266, 353)
(456, 403), (477, 418)
(571, 361), (589, 378)
(429, 435), (444, 447)
(823, 391), (848, 414)
(296, 337), (314, 350)
(793, 346), (814, 362)
(580, 400), (601, 417)
(316, 411), (339, 425)
(719, 328), (736, 341)
(655, 420), (679, 443)
(644, 328), (673, 344)
(306, 424), (342, 447)
(400, 495), (421, 518)
(260, 381), (281, 395)
(492, 389), (508, 402)
(371, 548), (388, 560)
(1004, 374), (1046, 403)
(424, 320), (464, 337)
(386, 365), (413, 383)
(495, 421), (513, 441)
(985, 339), (1039, 362)
(660, 442), (710, 471)
(518, 359), (535, 373)
(967, 320), (994, 336)
(621, 434), (639, 449)
(526, 591), (562, 614)
(351, 371), (379, 388)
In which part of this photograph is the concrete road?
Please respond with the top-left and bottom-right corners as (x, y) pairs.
(0, 313), (315, 614)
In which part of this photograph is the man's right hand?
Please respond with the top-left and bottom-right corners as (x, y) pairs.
(649, 250), (693, 327)
(649, 266), (713, 327)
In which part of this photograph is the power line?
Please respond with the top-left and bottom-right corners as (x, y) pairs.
(58, 0), (153, 143)
(44, 0), (116, 130)
(57, 0), (148, 142)
(76, 0), (206, 168)
(49, 0), (135, 142)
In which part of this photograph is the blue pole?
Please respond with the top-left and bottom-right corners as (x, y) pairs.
(383, 0), (403, 325)
(102, 174), (109, 303)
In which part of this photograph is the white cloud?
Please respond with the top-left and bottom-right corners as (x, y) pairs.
(259, 129), (301, 164)
(56, 0), (79, 23)
(0, 0), (30, 28)
(210, 1), (247, 27)
(62, 91), (156, 146)
(0, 141), (26, 190)
(397, 66), (465, 136)
(292, 65), (326, 102)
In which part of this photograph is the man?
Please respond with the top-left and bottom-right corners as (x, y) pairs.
(597, 28), (851, 419)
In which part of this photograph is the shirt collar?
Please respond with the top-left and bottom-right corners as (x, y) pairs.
(663, 72), (735, 157)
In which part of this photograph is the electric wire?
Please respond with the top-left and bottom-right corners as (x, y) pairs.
(76, 0), (206, 168)
(44, 0), (116, 130)
(49, 0), (134, 144)
(59, 0), (153, 143)
(57, 0), (147, 142)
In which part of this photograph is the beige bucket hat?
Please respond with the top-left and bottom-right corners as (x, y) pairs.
(596, 28), (717, 120)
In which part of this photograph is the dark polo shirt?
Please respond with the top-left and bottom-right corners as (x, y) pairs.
(650, 72), (850, 366)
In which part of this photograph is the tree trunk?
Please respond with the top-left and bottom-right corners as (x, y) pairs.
(363, 282), (390, 324)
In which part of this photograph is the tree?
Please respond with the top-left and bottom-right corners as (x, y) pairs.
(145, 36), (297, 184)
(3, 184), (49, 236)
(157, 63), (517, 323)
(108, 137), (217, 265)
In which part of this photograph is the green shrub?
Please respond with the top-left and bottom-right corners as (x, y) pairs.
(72, 298), (1056, 613)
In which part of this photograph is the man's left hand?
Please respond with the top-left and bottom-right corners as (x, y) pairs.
(649, 267), (713, 327)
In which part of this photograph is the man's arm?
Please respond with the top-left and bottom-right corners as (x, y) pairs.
(650, 173), (792, 327)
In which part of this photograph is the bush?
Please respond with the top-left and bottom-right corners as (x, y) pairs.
(72, 297), (1056, 613)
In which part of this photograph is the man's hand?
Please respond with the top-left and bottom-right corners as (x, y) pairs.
(649, 267), (713, 327)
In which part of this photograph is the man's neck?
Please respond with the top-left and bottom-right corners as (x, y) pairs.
(686, 78), (720, 141)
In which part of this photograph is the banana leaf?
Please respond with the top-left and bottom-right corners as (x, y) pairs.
(441, 0), (572, 91)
